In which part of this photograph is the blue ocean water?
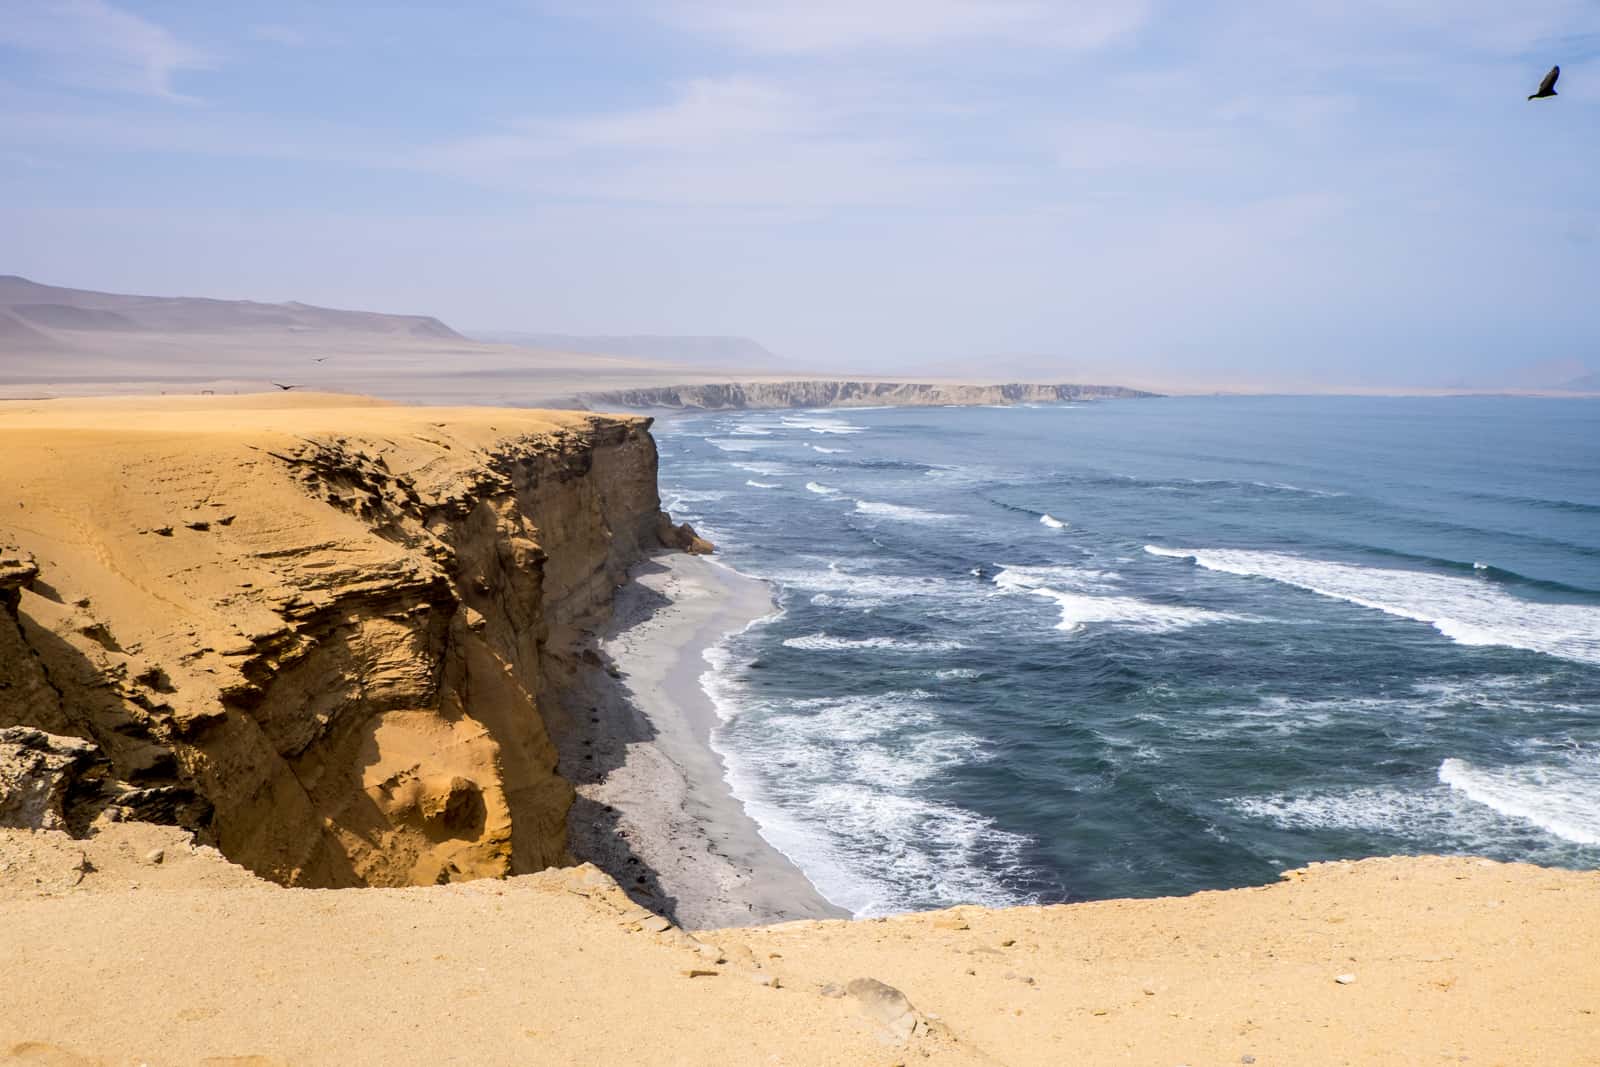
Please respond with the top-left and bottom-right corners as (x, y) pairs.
(654, 396), (1600, 917)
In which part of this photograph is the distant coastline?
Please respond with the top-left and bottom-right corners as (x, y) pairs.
(580, 379), (1160, 411)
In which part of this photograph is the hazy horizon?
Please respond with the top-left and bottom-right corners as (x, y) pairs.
(3, 2), (1599, 391)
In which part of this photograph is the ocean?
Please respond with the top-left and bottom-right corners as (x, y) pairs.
(653, 396), (1600, 917)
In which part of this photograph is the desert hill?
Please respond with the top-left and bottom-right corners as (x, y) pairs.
(0, 275), (463, 344)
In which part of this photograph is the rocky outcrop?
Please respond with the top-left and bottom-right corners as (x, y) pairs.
(580, 380), (1159, 410)
(0, 401), (676, 888)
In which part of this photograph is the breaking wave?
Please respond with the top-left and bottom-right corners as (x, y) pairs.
(1145, 546), (1600, 666)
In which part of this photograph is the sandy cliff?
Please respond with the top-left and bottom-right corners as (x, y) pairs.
(581, 379), (1159, 410)
(0, 394), (693, 888)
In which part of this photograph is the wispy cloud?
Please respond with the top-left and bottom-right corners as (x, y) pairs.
(423, 74), (1009, 207)
(0, 0), (209, 99)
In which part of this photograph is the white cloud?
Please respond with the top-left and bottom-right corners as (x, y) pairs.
(0, 0), (208, 98)
(631, 0), (1150, 53)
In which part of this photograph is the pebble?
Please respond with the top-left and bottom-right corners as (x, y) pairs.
(681, 969), (718, 978)
(143, 848), (165, 866)
(1335, 973), (1357, 985)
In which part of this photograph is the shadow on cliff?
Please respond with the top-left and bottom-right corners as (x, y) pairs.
(549, 559), (685, 922)
(3, 603), (209, 835)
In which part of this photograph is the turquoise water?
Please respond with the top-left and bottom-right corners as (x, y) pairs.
(654, 396), (1600, 916)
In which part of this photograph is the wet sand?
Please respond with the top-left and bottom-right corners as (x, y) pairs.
(563, 552), (845, 929)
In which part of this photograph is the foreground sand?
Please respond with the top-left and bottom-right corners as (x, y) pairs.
(1, 825), (1596, 1066)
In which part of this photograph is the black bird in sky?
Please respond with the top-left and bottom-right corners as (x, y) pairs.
(312, 356), (331, 362)
(271, 382), (299, 391)
(1529, 65), (1560, 100)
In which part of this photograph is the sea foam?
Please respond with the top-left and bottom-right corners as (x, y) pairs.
(853, 500), (957, 523)
(1145, 546), (1600, 667)
(782, 633), (966, 653)
(1439, 757), (1600, 846)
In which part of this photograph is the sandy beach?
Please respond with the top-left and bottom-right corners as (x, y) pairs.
(559, 552), (846, 929)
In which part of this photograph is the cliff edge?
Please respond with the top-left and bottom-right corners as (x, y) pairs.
(0, 393), (692, 887)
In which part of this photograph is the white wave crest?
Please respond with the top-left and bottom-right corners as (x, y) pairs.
(782, 633), (966, 653)
(745, 480), (779, 489)
(854, 500), (957, 523)
(991, 564), (1120, 594)
(731, 461), (791, 476)
(811, 445), (849, 454)
(806, 481), (840, 496)
(1039, 514), (1067, 529)
(1439, 758), (1600, 845)
(781, 416), (864, 435)
(994, 564), (1237, 633)
(1144, 546), (1600, 667)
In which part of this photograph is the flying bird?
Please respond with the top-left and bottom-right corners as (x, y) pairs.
(312, 356), (331, 362)
(271, 382), (299, 391)
(1529, 65), (1560, 100)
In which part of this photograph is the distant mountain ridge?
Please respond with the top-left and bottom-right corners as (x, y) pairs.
(0, 275), (464, 347)
(474, 331), (782, 368)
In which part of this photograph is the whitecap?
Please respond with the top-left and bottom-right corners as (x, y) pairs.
(1039, 514), (1068, 529)
(731, 461), (792, 477)
(993, 564), (1239, 633)
(781, 415), (864, 435)
(811, 445), (849, 454)
(745, 480), (779, 489)
(1439, 757), (1600, 846)
(1144, 546), (1600, 667)
(782, 633), (966, 653)
(806, 481), (840, 496)
(853, 500), (957, 523)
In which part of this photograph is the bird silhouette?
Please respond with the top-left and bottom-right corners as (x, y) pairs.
(312, 356), (331, 363)
(271, 382), (299, 391)
(1529, 65), (1560, 100)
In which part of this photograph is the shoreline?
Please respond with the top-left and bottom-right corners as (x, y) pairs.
(560, 552), (846, 929)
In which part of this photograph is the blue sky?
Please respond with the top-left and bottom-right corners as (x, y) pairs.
(2, 1), (1597, 388)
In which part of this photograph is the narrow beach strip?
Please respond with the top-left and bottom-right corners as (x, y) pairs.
(576, 552), (845, 929)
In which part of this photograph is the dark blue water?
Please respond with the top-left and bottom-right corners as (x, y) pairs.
(654, 396), (1600, 917)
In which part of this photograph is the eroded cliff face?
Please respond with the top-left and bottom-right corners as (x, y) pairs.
(0, 396), (674, 887)
(581, 380), (1159, 410)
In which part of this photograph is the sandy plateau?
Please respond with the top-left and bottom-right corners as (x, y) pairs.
(0, 394), (1596, 1066)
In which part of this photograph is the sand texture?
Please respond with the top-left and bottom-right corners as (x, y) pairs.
(1, 825), (1596, 1066)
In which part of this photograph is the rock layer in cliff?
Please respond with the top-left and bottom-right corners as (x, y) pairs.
(0, 393), (672, 887)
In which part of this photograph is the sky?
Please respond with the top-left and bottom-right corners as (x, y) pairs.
(2, 1), (1598, 389)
